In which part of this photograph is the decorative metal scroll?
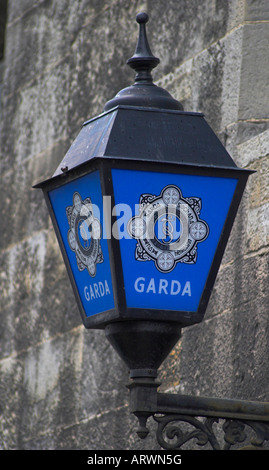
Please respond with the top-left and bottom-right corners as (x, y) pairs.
(154, 414), (269, 450)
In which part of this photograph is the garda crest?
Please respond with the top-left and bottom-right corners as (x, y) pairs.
(66, 192), (103, 277)
(128, 185), (209, 273)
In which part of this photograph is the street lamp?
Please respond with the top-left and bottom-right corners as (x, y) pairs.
(34, 14), (269, 450)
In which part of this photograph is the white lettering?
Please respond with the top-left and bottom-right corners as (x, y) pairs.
(105, 280), (111, 295)
(146, 278), (156, 293)
(182, 281), (191, 296)
(84, 286), (90, 301)
(134, 277), (145, 293)
(159, 279), (168, 294)
(94, 283), (100, 298)
(84, 280), (111, 301)
(133, 277), (192, 297)
(112, 203), (132, 239)
(99, 281), (105, 296)
(130, 454), (181, 465)
(87, 454), (121, 467)
(89, 285), (95, 300)
(171, 279), (181, 295)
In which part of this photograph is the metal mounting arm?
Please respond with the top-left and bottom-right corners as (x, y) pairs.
(128, 377), (269, 450)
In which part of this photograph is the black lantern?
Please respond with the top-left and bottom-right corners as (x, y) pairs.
(34, 13), (252, 380)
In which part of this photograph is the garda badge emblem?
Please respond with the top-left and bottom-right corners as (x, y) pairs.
(66, 192), (103, 277)
(128, 185), (209, 273)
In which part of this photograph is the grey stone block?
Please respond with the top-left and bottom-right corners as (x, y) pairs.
(239, 23), (269, 120)
(147, 0), (229, 77)
(245, 0), (269, 20)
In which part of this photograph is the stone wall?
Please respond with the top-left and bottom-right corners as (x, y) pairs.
(0, 0), (268, 450)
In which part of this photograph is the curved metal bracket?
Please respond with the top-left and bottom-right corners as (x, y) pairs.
(154, 414), (269, 450)
(128, 379), (269, 450)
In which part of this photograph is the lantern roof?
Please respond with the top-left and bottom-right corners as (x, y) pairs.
(51, 106), (238, 179)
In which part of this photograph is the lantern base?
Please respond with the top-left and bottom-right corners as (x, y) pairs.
(105, 320), (182, 379)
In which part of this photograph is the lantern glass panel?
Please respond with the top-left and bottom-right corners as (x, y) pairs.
(48, 170), (115, 318)
(111, 168), (238, 314)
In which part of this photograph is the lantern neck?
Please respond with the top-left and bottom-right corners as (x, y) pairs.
(105, 320), (182, 379)
(103, 13), (183, 112)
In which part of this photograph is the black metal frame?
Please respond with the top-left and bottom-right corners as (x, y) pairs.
(35, 156), (251, 330)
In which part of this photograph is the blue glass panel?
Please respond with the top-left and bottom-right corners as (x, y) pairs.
(49, 171), (114, 317)
(112, 169), (238, 313)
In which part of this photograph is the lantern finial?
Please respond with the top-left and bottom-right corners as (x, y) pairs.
(103, 12), (183, 111)
(127, 12), (160, 83)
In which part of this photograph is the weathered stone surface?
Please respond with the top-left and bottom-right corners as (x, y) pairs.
(0, 0), (268, 451)
(0, 355), (24, 449)
(157, 26), (244, 134)
(238, 23), (269, 121)
(236, 128), (269, 168)
(147, 0), (230, 77)
(245, 0), (269, 20)
(180, 282), (269, 401)
(0, 62), (71, 175)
